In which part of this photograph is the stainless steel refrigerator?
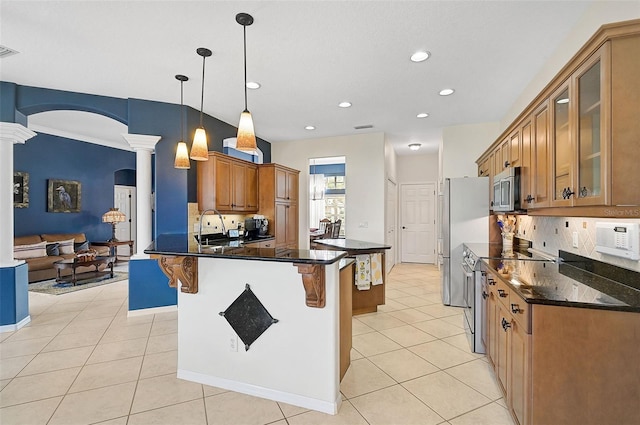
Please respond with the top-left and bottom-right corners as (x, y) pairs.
(438, 177), (489, 306)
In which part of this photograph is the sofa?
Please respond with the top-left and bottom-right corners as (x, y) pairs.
(13, 233), (110, 283)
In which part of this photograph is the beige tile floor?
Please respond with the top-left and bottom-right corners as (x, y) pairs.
(0, 263), (515, 425)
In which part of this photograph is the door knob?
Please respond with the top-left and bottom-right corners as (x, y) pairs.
(402, 226), (406, 229)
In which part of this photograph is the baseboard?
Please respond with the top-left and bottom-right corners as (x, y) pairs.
(178, 369), (341, 415)
(0, 315), (31, 333)
(127, 304), (177, 317)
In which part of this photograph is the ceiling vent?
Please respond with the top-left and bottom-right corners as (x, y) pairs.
(0, 45), (19, 59)
(354, 124), (374, 130)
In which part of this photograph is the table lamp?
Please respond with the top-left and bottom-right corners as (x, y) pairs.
(102, 208), (126, 242)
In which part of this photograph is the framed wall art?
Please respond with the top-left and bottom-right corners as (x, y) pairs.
(47, 179), (81, 213)
(14, 172), (29, 208)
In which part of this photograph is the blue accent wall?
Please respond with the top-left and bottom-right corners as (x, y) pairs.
(115, 169), (136, 186)
(0, 263), (29, 326)
(13, 133), (136, 240)
(128, 259), (176, 311)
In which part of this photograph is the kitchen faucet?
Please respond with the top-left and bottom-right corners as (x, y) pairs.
(198, 208), (226, 249)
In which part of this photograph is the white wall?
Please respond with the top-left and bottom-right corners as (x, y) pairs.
(397, 153), (439, 184)
(501, 2), (640, 131)
(440, 122), (500, 179)
(271, 132), (386, 247)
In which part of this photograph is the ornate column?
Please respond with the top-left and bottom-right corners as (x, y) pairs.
(0, 123), (36, 267)
(122, 133), (160, 258)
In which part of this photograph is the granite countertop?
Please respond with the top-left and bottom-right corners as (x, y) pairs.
(312, 239), (391, 251)
(145, 233), (347, 265)
(482, 257), (640, 313)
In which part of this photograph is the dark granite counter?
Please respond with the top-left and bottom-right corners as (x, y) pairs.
(145, 233), (347, 265)
(481, 254), (640, 313)
(312, 239), (391, 251)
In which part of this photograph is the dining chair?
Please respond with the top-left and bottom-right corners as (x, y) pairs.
(319, 218), (331, 234)
(330, 219), (341, 238)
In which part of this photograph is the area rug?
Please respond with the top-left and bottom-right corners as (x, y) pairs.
(28, 272), (128, 295)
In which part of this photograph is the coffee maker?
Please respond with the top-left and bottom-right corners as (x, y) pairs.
(245, 217), (269, 239)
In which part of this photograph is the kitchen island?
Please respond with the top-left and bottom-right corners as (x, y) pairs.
(312, 238), (391, 314)
(145, 233), (348, 414)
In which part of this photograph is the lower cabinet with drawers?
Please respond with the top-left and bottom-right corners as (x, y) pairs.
(484, 268), (640, 425)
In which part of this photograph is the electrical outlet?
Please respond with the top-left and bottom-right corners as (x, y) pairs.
(193, 223), (199, 232)
(358, 222), (368, 228)
(572, 231), (579, 248)
(229, 334), (238, 352)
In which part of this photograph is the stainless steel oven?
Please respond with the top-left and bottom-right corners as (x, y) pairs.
(462, 246), (486, 354)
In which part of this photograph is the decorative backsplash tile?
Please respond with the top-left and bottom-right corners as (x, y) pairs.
(514, 215), (640, 272)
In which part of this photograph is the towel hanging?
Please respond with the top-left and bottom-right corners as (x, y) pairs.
(355, 254), (371, 290)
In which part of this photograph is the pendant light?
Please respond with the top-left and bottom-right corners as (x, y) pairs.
(190, 47), (212, 161)
(174, 74), (190, 169)
(235, 13), (257, 152)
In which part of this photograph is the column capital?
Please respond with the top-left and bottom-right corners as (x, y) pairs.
(0, 122), (37, 145)
(122, 133), (161, 152)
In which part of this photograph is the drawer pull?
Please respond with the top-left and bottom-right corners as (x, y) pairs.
(498, 289), (508, 298)
(482, 291), (488, 300)
(488, 278), (496, 286)
(511, 303), (522, 314)
(501, 317), (511, 331)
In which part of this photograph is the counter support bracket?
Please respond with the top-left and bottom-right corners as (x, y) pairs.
(294, 263), (325, 308)
(156, 255), (199, 294)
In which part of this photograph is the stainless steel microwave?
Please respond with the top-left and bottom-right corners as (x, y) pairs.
(492, 167), (521, 212)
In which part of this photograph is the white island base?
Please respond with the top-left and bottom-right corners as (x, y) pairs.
(176, 256), (341, 414)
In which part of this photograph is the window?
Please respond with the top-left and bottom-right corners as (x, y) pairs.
(324, 195), (345, 236)
(325, 175), (345, 190)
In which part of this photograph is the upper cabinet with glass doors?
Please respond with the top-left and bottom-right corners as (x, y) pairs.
(550, 43), (610, 207)
(476, 19), (640, 216)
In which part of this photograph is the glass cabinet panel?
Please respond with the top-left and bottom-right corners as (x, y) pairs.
(577, 60), (601, 199)
(553, 88), (571, 202)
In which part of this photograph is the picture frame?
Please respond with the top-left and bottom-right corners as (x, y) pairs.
(47, 179), (81, 213)
(14, 171), (29, 208)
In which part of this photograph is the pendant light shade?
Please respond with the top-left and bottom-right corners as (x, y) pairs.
(236, 13), (257, 152)
(174, 74), (190, 169)
(191, 47), (212, 161)
(236, 110), (257, 151)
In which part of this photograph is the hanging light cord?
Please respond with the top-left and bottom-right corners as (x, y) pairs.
(243, 24), (248, 112)
(180, 80), (185, 140)
(200, 53), (206, 126)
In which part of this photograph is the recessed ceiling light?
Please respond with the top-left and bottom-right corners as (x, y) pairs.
(417, 113), (429, 118)
(305, 125), (315, 130)
(409, 143), (422, 151)
(556, 98), (569, 104)
(410, 51), (430, 62)
(338, 101), (352, 108)
(439, 88), (455, 96)
(246, 81), (261, 89)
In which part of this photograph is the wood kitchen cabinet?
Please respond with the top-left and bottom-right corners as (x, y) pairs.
(484, 266), (639, 425)
(476, 20), (640, 217)
(259, 164), (300, 249)
(197, 152), (258, 214)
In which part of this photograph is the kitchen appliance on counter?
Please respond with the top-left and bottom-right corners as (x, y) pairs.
(245, 217), (269, 240)
(439, 177), (489, 307)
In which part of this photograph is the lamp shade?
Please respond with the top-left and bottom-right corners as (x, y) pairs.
(174, 141), (190, 169)
(102, 207), (126, 224)
(190, 127), (209, 160)
(236, 110), (257, 151)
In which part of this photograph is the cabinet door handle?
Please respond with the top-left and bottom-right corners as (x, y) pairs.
(562, 187), (575, 199)
(488, 278), (496, 286)
(501, 317), (511, 331)
(504, 161), (510, 168)
(525, 194), (535, 203)
(511, 303), (522, 314)
(580, 186), (588, 197)
(498, 289), (508, 298)
(482, 291), (488, 300)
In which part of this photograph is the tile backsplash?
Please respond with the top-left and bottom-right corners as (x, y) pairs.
(514, 215), (640, 272)
(187, 203), (250, 235)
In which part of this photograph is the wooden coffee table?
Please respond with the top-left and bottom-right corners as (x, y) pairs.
(53, 256), (116, 286)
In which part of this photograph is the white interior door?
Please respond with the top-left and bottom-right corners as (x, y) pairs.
(385, 179), (397, 273)
(114, 185), (136, 256)
(400, 183), (436, 263)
